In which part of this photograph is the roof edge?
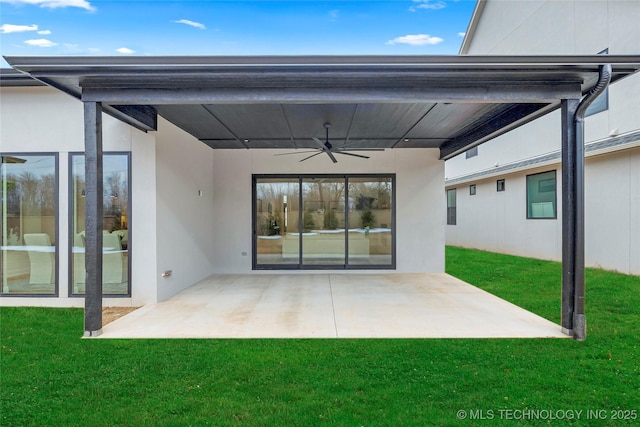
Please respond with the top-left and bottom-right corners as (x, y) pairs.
(0, 68), (44, 87)
(6, 54), (640, 72)
(459, 0), (487, 55)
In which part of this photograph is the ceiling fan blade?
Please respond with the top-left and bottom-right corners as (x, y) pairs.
(326, 150), (338, 163)
(334, 148), (385, 152)
(273, 150), (321, 156)
(299, 151), (324, 162)
(334, 151), (370, 159)
(312, 137), (327, 150)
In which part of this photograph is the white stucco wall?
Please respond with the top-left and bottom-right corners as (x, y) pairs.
(447, 147), (640, 275)
(212, 148), (445, 274)
(584, 149), (640, 274)
(446, 166), (563, 263)
(1, 86), (159, 307)
(154, 117), (216, 301)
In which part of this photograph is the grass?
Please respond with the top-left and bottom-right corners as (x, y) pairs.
(1, 246), (639, 426)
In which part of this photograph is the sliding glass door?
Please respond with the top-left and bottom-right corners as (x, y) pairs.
(255, 178), (300, 266)
(302, 177), (346, 266)
(1, 154), (58, 295)
(253, 174), (394, 270)
(70, 153), (130, 296)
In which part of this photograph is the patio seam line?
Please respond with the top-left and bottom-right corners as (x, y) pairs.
(328, 275), (339, 338)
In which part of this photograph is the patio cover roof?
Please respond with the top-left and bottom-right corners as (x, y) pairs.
(5, 54), (640, 159)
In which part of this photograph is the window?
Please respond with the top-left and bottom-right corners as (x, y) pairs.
(497, 179), (505, 192)
(465, 146), (478, 159)
(70, 153), (131, 296)
(469, 184), (476, 195)
(527, 170), (557, 219)
(253, 174), (395, 269)
(1, 154), (58, 296)
(446, 189), (456, 225)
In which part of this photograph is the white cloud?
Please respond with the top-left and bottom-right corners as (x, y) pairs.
(37, 29), (51, 35)
(458, 32), (466, 37)
(24, 38), (57, 47)
(1, 0), (95, 11)
(386, 34), (444, 46)
(0, 23), (38, 33)
(173, 19), (206, 30)
(116, 47), (135, 54)
(409, 0), (446, 12)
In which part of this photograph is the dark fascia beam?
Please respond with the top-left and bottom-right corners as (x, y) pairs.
(104, 104), (157, 132)
(439, 103), (557, 160)
(80, 83), (582, 105)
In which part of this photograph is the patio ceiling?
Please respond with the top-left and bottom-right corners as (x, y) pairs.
(4, 55), (640, 159)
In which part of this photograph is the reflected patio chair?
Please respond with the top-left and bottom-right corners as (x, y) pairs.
(73, 232), (86, 291)
(23, 233), (55, 285)
(103, 232), (126, 284)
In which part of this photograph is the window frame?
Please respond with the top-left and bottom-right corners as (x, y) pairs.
(469, 184), (476, 196)
(252, 173), (396, 271)
(465, 146), (478, 159)
(68, 152), (132, 297)
(446, 188), (457, 226)
(1, 152), (59, 297)
(497, 179), (505, 192)
(526, 170), (557, 220)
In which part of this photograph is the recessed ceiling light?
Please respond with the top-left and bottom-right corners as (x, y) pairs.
(403, 138), (410, 142)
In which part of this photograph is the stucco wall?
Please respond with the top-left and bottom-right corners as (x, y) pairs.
(212, 148), (445, 274)
(154, 117), (215, 301)
(447, 148), (640, 275)
(446, 166), (563, 263)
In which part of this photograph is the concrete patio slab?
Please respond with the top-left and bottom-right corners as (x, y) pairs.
(98, 273), (568, 339)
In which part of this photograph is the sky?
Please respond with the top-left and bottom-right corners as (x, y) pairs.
(0, 0), (477, 67)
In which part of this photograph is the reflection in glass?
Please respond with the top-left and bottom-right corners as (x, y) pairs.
(302, 177), (346, 265)
(255, 178), (300, 265)
(71, 154), (130, 295)
(348, 177), (393, 266)
(1, 155), (57, 294)
(254, 175), (394, 269)
(526, 170), (556, 219)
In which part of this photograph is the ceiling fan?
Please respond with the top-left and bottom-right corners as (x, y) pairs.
(276, 122), (385, 163)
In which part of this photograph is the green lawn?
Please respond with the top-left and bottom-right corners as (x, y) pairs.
(1, 247), (638, 426)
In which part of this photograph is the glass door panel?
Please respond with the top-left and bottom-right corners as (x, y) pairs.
(71, 154), (130, 295)
(348, 177), (393, 266)
(255, 178), (300, 265)
(301, 177), (346, 266)
(1, 154), (57, 295)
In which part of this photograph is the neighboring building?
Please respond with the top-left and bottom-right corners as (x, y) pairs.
(446, 0), (640, 275)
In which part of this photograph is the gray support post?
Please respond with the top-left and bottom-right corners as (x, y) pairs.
(560, 98), (580, 337)
(572, 110), (587, 341)
(83, 102), (104, 337)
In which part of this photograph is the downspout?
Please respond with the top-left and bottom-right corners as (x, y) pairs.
(571, 64), (612, 340)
